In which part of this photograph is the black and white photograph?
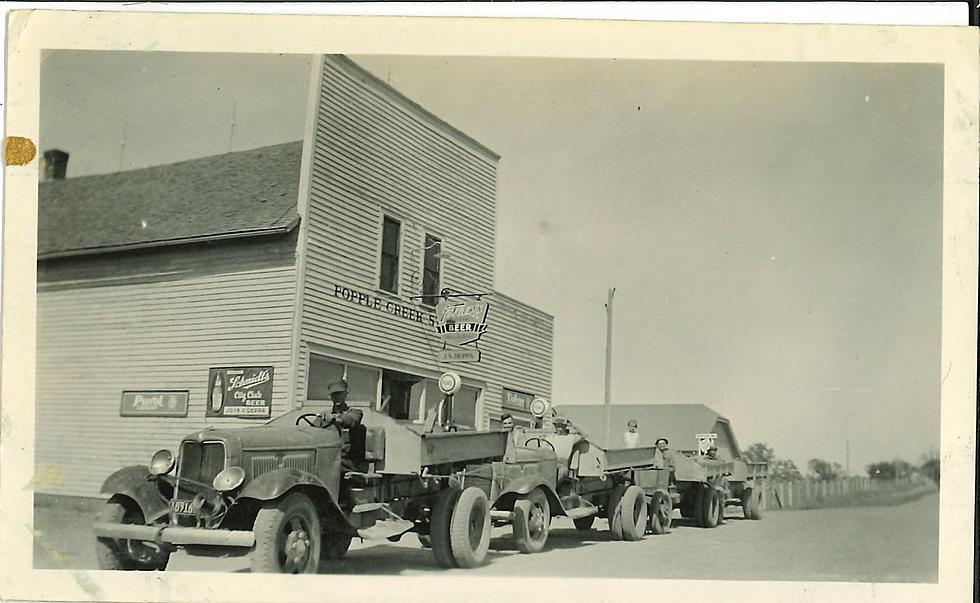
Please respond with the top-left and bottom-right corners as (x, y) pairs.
(1, 9), (976, 603)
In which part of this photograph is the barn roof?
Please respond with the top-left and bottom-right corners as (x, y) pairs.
(37, 141), (302, 259)
(555, 403), (742, 456)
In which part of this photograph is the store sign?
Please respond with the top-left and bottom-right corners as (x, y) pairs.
(333, 285), (437, 326)
(435, 299), (489, 347)
(120, 391), (189, 417)
(438, 349), (481, 363)
(207, 367), (274, 419)
(695, 433), (718, 455)
(503, 389), (534, 411)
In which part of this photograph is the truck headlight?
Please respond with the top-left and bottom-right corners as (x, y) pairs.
(149, 449), (175, 476)
(212, 466), (246, 492)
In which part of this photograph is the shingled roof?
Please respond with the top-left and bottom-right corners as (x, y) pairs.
(37, 141), (303, 259)
(555, 403), (741, 455)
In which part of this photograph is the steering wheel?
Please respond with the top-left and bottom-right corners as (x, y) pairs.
(296, 413), (322, 427)
(524, 437), (556, 452)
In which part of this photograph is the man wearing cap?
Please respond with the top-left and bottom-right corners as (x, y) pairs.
(317, 380), (366, 471)
(653, 437), (674, 470)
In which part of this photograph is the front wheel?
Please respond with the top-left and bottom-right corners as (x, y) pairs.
(513, 489), (551, 553)
(648, 491), (672, 535)
(251, 492), (321, 574)
(698, 487), (721, 528)
(449, 487), (491, 568)
(94, 497), (170, 571)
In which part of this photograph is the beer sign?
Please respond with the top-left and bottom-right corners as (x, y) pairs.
(207, 367), (274, 418)
(120, 391), (189, 417)
(435, 299), (489, 347)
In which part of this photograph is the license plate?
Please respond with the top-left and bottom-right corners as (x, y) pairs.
(171, 499), (194, 515)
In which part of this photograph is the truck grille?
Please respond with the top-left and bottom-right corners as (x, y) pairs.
(178, 441), (226, 484)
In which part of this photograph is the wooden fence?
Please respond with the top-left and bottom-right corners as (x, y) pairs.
(762, 476), (917, 510)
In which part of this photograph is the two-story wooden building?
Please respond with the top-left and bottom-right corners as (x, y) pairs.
(35, 55), (554, 499)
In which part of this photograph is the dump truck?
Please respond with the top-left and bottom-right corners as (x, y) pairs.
(663, 447), (768, 528)
(93, 372), (510, 573)
(458, 399), (661, 552)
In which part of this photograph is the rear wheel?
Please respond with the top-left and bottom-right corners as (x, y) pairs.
(449, 487), (491, 568)
(321, 533), (352, 560)
(748, 487), (764, 520)
(698, 487), (720, 528)
(610, 485), (647, 541)
(741, 487), (755, 519)
(648, 491), (672, 535)
(94, 497), (170, 571)
(573, 515), (596, 531)
(250, 492), (321, 574)
(513, 489), (551, 553)
(606, 486), (628, 539)
(430, 487), (462, 568)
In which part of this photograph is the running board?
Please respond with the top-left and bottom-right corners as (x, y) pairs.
(357, 518), (415, 540)
(564, 503), (598, 520)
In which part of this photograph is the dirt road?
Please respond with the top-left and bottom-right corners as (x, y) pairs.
(34, 492), (938, 582)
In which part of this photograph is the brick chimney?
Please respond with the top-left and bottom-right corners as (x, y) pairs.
(41, 149), (69, 181)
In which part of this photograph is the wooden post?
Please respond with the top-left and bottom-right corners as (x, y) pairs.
(603, 288), (615, 447)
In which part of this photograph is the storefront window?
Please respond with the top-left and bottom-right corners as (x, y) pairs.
(346, 364), (380, 408)
(381, 369), (422, 420)
(452, 386), (480, 430)
(307, 356), (345, 401)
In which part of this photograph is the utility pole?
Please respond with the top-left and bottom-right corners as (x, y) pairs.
(603, 288), (616, 447)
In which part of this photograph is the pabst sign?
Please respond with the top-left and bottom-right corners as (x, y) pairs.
(435, 299), (489, 348)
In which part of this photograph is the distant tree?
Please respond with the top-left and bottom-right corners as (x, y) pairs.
(771, 458), (804, 481)
(808, 458), (843, 481)
(867, 461), (896, 480)
(920, 449), (940, 485)
(742, 442), (803, 481)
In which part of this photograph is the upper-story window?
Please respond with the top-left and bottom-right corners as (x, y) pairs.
(421, 233), (442, 307)
(379, 216), (401, 294)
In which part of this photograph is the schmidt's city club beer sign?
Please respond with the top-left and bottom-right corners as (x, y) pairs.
(333, 284), (490, 362)
(207, 366), (274, 418)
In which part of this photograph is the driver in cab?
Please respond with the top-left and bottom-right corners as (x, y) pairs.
(317, 380), (366, 471)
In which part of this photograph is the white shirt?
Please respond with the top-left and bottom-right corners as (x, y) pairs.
(623, 431), (639, 448)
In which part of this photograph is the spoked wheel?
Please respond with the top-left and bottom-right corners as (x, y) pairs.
(609, 485), (647, 541)
(95, 497), (171, 571)
(513, 488), (551, 553)
(321, 533), (352, 560)
(251, 492), (321, 574)
(648, 491), (672, 535)
(449, 487), (491, 568)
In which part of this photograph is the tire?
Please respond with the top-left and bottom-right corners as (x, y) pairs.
(648, 491), (672, 535)
(430, 486), (462, 568)
(698, 486), (720, 528)
(94, 497), (171, 571)
(321, 533), (352, 560)
(449, 487), (491, 568)
(606, 485), (628, 539)
(610, 485), (647, 541)
(741, 487), (755, 519)
(250, 492), (321, 574)
(513, 489), (551, 553)
(715, 489), (727, 525)
(692, 487), (706, 527)
(748, 488), (764, 520)
(573, 515), (595, 531)
(418, 534), (432, 548)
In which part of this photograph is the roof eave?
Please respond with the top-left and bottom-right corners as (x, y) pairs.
(37, 216), (300, 261)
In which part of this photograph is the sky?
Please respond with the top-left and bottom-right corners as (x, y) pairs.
(39, 51), (944, 474)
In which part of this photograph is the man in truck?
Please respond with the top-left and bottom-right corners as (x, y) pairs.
(317, 379), (367, 471)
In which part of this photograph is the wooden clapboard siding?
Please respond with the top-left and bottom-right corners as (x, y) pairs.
(296, 56), (498, 390)
(35, 240), (298, 497)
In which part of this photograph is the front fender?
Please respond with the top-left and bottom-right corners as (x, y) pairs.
(492, 476), (564, 515)
(100, 465), (171, 523)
